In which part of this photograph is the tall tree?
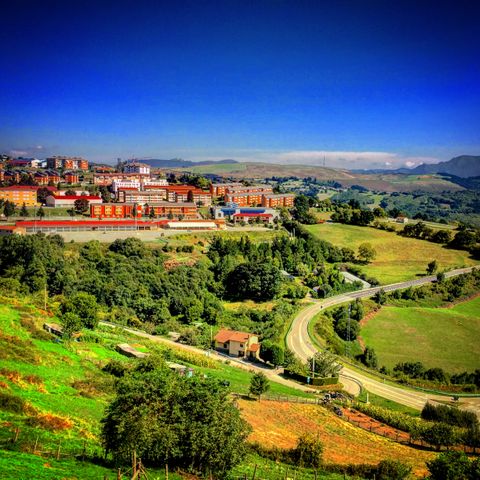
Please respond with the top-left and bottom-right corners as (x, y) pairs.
(102, 370), (250, 477)
(249, 371), (270, 399)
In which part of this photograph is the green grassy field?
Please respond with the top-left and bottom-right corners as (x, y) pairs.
(360, 297), (480, 373)
(305, 223), (477, 284)
(0, 296), (315, 479)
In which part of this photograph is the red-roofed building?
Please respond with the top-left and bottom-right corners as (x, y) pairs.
(0, 185), (56, 206)
(232, 212), (273, 224)
(214, 329), (261, 359)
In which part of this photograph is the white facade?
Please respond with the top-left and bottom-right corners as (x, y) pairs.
(112, 180), (141, 192)
(143, 179), (168, 187)
(124, 162), (151, 175)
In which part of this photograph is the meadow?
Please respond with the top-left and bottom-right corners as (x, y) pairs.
(305, 223), (477, 284)
(360, 296), (480, 372)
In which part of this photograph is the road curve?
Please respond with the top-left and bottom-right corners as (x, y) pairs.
(287, 267), (480, 415)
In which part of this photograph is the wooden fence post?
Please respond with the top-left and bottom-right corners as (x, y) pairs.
(165, 463), (169, 480)
(56, 442), (61, 460)
(33, 435), (39, 454)
(251, 463), (257, 480)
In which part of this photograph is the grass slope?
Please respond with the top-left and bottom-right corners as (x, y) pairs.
(360, 297), (480, 372)
(305, 223), (477, 284)
(0, 297), (315, 479)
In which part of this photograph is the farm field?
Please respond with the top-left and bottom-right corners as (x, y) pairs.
(238, 399), (434, 477)
(360, 296), (480, 372)
(305, 223), (477, 284)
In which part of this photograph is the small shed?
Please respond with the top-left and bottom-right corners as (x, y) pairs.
(116, 343), (148, 359)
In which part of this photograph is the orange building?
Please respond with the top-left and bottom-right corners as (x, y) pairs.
(261, 194), (295, 208)
(91, 202), (198, 219)
(224, 192), (264, 207)
(210, 182), (242, 196)
(64, 172), (80, 184)
(0, 186), (40, 206)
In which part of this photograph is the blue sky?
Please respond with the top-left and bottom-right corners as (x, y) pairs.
(1, 0), (479, 169)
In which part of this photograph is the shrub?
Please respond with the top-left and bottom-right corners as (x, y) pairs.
(0, 392), (26, 413)
(292, 434), (323, 469)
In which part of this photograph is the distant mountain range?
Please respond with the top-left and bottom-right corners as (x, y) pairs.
(138, 158), (238, 168)
(354, 155), (480, 178)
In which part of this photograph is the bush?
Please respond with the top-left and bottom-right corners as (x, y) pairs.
(375, 460), (412, 480)
(422, 402), (478, 429)
(102, 359), (130, 378)
(0, 391), (26, 413)
(292, 434), (323, 469)
(427, 451), (473, 480)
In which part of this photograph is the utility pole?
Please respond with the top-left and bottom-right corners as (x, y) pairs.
(345, 303), (352, 358)
(44, 283), (47, 311)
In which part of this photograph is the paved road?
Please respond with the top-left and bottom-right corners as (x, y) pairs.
(100, 322), (317, 395)
(287, 267), (480, 415)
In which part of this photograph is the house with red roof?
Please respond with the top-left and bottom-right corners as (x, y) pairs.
(214, 329), (261, 360)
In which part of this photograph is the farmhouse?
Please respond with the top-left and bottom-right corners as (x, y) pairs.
(214, 329), (261, 360)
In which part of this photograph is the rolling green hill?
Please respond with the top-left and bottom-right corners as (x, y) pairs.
(305, 223), (477, 284)
(360, 297), (480, 373)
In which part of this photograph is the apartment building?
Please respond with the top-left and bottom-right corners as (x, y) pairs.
(0, 186), (40, 206)
(261, 193), (295, 208)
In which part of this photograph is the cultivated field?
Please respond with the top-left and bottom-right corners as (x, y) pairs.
(305, 223), (477, 284)
(238, 399), (434, 477)
(360, 296), (480, 372)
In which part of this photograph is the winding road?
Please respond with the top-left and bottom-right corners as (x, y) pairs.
(286, 267), (480, 416)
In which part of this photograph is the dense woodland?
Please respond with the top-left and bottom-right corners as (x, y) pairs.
(0, 228), (358, 349)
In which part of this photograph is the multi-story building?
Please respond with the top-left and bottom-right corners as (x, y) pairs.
(226, 185), (273, 195)
(64, 172), (80, 184)
(123, 161), (150, 175)
(46, 156), (89, 170)
(93, 173), (150, 186)
(90, 202), (197, 219)
(0, 186), (41, 206)
(212, 206), (279, 223)
(210, 182), (243, 197)
(117, 189), (167, 204)
(33, 170), (62, 185)
(261, 193), (295, 208)
(166, 186), (212, 205)
(142, 179), (169, 188)
(224, 192), (263, 207)
(112, 180), (141, 192)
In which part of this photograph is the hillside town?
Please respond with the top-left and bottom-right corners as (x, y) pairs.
(0, 156), (294, 235)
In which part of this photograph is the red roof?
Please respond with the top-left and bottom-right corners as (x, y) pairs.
(215, 329), (255, 343)
(233, 213), (272, 217)
(16, 220), (161, 227)
(248, 343), (260, 352)
(52, 195), (101, 200)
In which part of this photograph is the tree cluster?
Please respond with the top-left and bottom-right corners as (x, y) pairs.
(102, 363), (250, 477)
